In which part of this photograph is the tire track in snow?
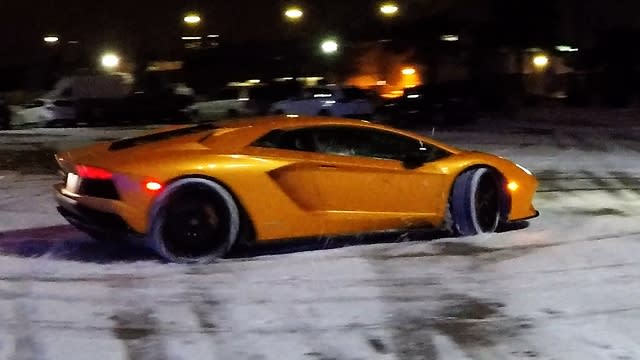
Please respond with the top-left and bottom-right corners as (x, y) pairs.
(537, 171), (640, 193)
(111, 308), (169, 360)
(10, 291), (46, 360)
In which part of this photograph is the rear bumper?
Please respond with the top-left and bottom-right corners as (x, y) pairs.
(54, 184), (140, 237)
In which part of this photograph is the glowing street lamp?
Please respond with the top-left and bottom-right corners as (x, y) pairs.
(533, 54), (549, 69)
(321, 39), (339, 54)
(43, 35), (59, 44)
(101, 53), (120, 70)
(183, 13), (201, 25)
(401, 67), (416, 75)
(380, 2), (399, 16)
(284, 6), (303, 20)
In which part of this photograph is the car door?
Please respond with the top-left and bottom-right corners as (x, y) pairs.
(248, 125), (451, 235)
(306, 126), (448, 215)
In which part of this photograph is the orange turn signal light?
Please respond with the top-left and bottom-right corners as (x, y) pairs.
(145, 181), (163, 191)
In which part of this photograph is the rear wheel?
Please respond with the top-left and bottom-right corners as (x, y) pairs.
(447, 168), (501, 236)
(318, 109), (331, 116)
(148, 178), (241, 263)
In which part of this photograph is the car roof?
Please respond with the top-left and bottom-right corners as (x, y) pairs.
(212, 116), (461, 153)
(216, 115), (374, 130)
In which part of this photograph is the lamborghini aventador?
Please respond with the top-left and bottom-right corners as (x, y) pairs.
(53, 116), (538, 263)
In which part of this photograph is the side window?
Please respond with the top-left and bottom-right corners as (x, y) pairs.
(342, 87), (367, 100)
(253, 126), (450, 162)
(311, 127), (422, 160)
(312, 88), (333, 99)
(252, 129), (315, 152)
(305, 88), (332, 99)
(25, 99), (45, 108)
(212, 88), (238, 101)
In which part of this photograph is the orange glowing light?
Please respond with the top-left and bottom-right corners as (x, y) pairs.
(401, 67), (416, 75)
(145, 181), (163, 191)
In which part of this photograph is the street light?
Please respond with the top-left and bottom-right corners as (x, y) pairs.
(441, 34), (460, 42)
(183, 13), (201, 25)
(533, 54), (549, 69)
(321, 39), (339, 54)
(101, 53), (120, 70)
(43, 36), (59, 44)
(401, 67), (416, 75)
(380, 2), (399, 16)
(284, 6), (303, 20)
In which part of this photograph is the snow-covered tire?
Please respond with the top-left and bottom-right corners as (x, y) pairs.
(148, 178), (241, 263)
(448, 168), (501, 236)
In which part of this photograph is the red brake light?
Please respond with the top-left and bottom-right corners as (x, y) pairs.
(76, 165), (113, 180)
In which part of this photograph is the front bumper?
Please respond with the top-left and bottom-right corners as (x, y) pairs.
(510, 209), (540, 222)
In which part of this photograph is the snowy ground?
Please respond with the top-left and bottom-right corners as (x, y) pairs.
(0, 118), (639, 359)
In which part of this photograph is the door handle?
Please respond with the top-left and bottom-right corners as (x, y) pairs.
(319, 165), (337, 169)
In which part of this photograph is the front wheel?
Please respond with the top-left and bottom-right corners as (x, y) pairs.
(148, 178), (241, 263)
(447, 168), (501, 236)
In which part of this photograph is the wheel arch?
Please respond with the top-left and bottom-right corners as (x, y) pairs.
(448, 164), (511, 223)
(152, 174), (257, 245)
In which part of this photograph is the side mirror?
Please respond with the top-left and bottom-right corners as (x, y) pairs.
(402, 152), (427, 169)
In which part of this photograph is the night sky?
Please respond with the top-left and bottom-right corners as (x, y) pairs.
(1, 0), (640, 65)
(0, 0), (403, 64)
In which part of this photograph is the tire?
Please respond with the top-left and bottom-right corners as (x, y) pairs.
(447, 168), (501, 236)
(272, 109), (285, 115)
(148, 178), (241, 263)
(318, 109), (331, 116)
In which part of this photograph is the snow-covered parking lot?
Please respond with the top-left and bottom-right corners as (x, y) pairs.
(0, 117), (639, 359)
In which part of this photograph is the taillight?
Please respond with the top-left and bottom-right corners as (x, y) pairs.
(76, 165), (113, 180)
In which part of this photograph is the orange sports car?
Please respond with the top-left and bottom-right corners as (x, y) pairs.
(54, 116), (538, 263)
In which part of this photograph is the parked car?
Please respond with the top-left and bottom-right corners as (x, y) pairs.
(374, 83), (477, 127)
(184, 87), (261, 121)
(270, 86), (375, 119)
(12, 98), (77, 127)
